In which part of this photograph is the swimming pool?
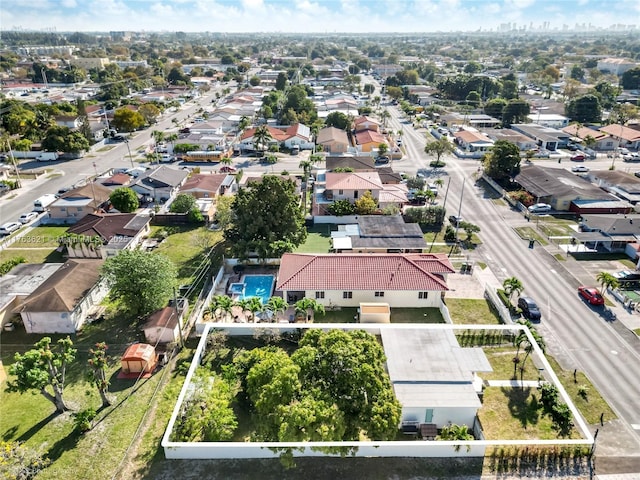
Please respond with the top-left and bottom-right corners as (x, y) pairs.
(232, 274), (275, 304)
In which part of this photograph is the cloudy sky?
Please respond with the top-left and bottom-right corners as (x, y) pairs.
(2, 0), (639, 33)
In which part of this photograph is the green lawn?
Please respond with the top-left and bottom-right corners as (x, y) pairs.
(150, 225), (224, 285)
(446, 298), (502, 325)
(481, 346), (542, 382)
(0, 248), (65, 264)
(0, 311), (194, 480)
(513, 226), (549, 246)
(536, 217), (579, 237)
(294, 225), (332, 253)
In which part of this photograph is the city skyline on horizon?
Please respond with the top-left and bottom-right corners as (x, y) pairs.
(2, 0), (638, 35)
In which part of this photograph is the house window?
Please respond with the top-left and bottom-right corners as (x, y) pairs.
(418, 291), (429, 299)
(343, 291), (353, 299)
(339, 189), (344, 195)
(354, 190), (359, 199)
(374, 291), (384, 297)
(60, 207), (66, 212)
(315, 291), (324, 299)
(77, 207), (83, 212)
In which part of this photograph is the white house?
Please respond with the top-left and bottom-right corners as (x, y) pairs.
(275, 253), (454, 308)
(15, 259), (108, 334)
(130, 165), (189, 203)
(381, 328), (492, 431)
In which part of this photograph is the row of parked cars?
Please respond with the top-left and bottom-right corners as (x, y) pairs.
(0, 212), (39, 236)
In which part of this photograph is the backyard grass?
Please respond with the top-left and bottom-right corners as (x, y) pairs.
(536, 217), (579, 237)
(150, 225), (224, 285)
(0, 311), (184, 480)
(294, 225), (332, 253)
(15, 226), (70, 247)
(480, 346), (542, 382)
(446, 298), (502, 325)
(479, 387), (582, 440)
(513, 226), (549, 246)
(0, 248), (64, 264)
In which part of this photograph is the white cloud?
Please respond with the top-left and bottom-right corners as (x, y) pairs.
(61, 0), (77, 7)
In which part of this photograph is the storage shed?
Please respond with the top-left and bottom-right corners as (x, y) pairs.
(120, 343), (158, 378)
(358, 302), (391, 323)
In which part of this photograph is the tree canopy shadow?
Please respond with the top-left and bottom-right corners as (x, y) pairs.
(16, 411), (59, 443)
(45, 429), (82, 464)
(502, 386), (540, 430)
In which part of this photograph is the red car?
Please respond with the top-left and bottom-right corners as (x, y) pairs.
(578, 286), (605, 306)
(219, 166), (237, 173)
(571, 154), (586, 162)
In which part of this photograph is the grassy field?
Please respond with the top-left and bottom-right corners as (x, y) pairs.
(150, 225), (224, 285)
(536, 217), (579, 237)
(0, 312), (194, 480)
(513, 226), (549, 246)
(0, 248), (65, 263)
(294, 225), (332, 253)
(0, 226), (78, 263)
(481, 346), (542, 382)
(446, 298), (502, 325)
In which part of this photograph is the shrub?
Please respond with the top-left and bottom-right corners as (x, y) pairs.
(72, 408), (96, 434)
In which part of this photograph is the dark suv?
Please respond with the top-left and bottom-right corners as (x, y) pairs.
(518, 297), (541, 321)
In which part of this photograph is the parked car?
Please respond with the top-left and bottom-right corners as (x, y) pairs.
(219, 166), (237, 173)
(578, 286), (605, 306)
(518, 296), (542, 321)
(19, 212), (38, 224)
(448, 215), (463, 226)
(527, 203), (552, 214)
(571, 165), (589, 173)
(567, 144), (579, 151)
(0, 221), (21, 236)
(570, 154), (586, 162)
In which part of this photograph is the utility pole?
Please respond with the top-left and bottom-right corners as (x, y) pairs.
(5, 141), (22, 188)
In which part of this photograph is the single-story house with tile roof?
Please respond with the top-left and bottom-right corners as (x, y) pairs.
(486, 129), (538, 151)
(562, 125), (616, 151)
(574, 214), (640, 253)
(511, 124), (571, 151)
(381, 328), (492, 431)
(527, 113), (570, 129)
(453, 130), (494, 153)
(376, 167), (403, 184)
(282, 123), (314, 150)
(63, 213), (151, 259)
(585, 170), (640, 205)
(46, 183), (113, 224)
(331, 215), (427, 253)
(353, 115), (381, 133)
(100, 172), (133, 188)
(54, 115), (82, 129)
(14, 259), (107, 334)
(316, 126), (351, 154)
(515, 164), (625, 212)
(378, 183), (409, 209)
(238, 123), (312, 151)
(599, 124), (640, 150)
(130, 165), (189, 203)
(324, 171), (383, 202)
(0, 263), (62, 328)
(441, 113), (500, 129)
(276, 253), (453, 308)
(179, 173), (235, 200)
(353, 129), (388, 154)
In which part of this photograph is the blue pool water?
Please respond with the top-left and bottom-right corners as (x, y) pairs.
(237, 275), (275, 304)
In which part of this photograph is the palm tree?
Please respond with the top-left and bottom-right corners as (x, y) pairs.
(503, 277), (524, 301)
(151, 130), (165, 156)
(434, 178), (444, 189)
(379, 109), (391, 128)
(436, 423), (473, 451)
(238, 115), (251, 131)
(209, 295), (234, 322)
(265, 296), (288, 322)
(596, 271), (619, 295)
(220, 156), (232, 167)
(252, 125), (272, 156)
(166, 133), (178, 152)
(514, 319), (546, 384)
(244, 297), (264, 323)
(294, 298), (325, 322)
(299, 159), (312, 182)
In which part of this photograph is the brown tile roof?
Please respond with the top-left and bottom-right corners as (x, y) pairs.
(240, 125), (289, 142)
(144, 306), (178, 330)
(354, 115), (379, 126)
(180, 173), (227, 193)
(600, 124), (640, 142)
(326, 172), (383, 190)
(316, 126), (350, 145)
(276, 253), (452, 292)
(354, 129), (387, 145)
(562, 125), (609, 140)
(60, 182), (112, 205)
(454, 130), (492, 143)
(101, 173), (132, 186)
(16, 259), (104, 313)
(325, 156), (374, 171)
(66, 213), (149, 242)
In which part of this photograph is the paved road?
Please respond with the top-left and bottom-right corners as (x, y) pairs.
(394, 108), (640, 470)
(0, 85), (231, 224)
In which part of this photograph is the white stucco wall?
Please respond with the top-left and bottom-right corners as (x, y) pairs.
(282, 289), (442, 309)
(401, 406), (478, 429)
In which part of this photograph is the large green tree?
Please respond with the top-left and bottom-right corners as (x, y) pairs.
(169, 193), (196, 213)
(502, 99), (531, 126)
(565, 94), (602, 123)
(483, 140), (521, 182)
(110, 187), (139, 213)
(7, 337), (76, 413)
(621, 67), (640, 90)
(225, 175), (307, 259)
(112, 107), (145, 132)
(101, 250), (177, 317)
(324, 111), (351, 130)
(41, 125), (90, 154)
(424, 137), (455, 164)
